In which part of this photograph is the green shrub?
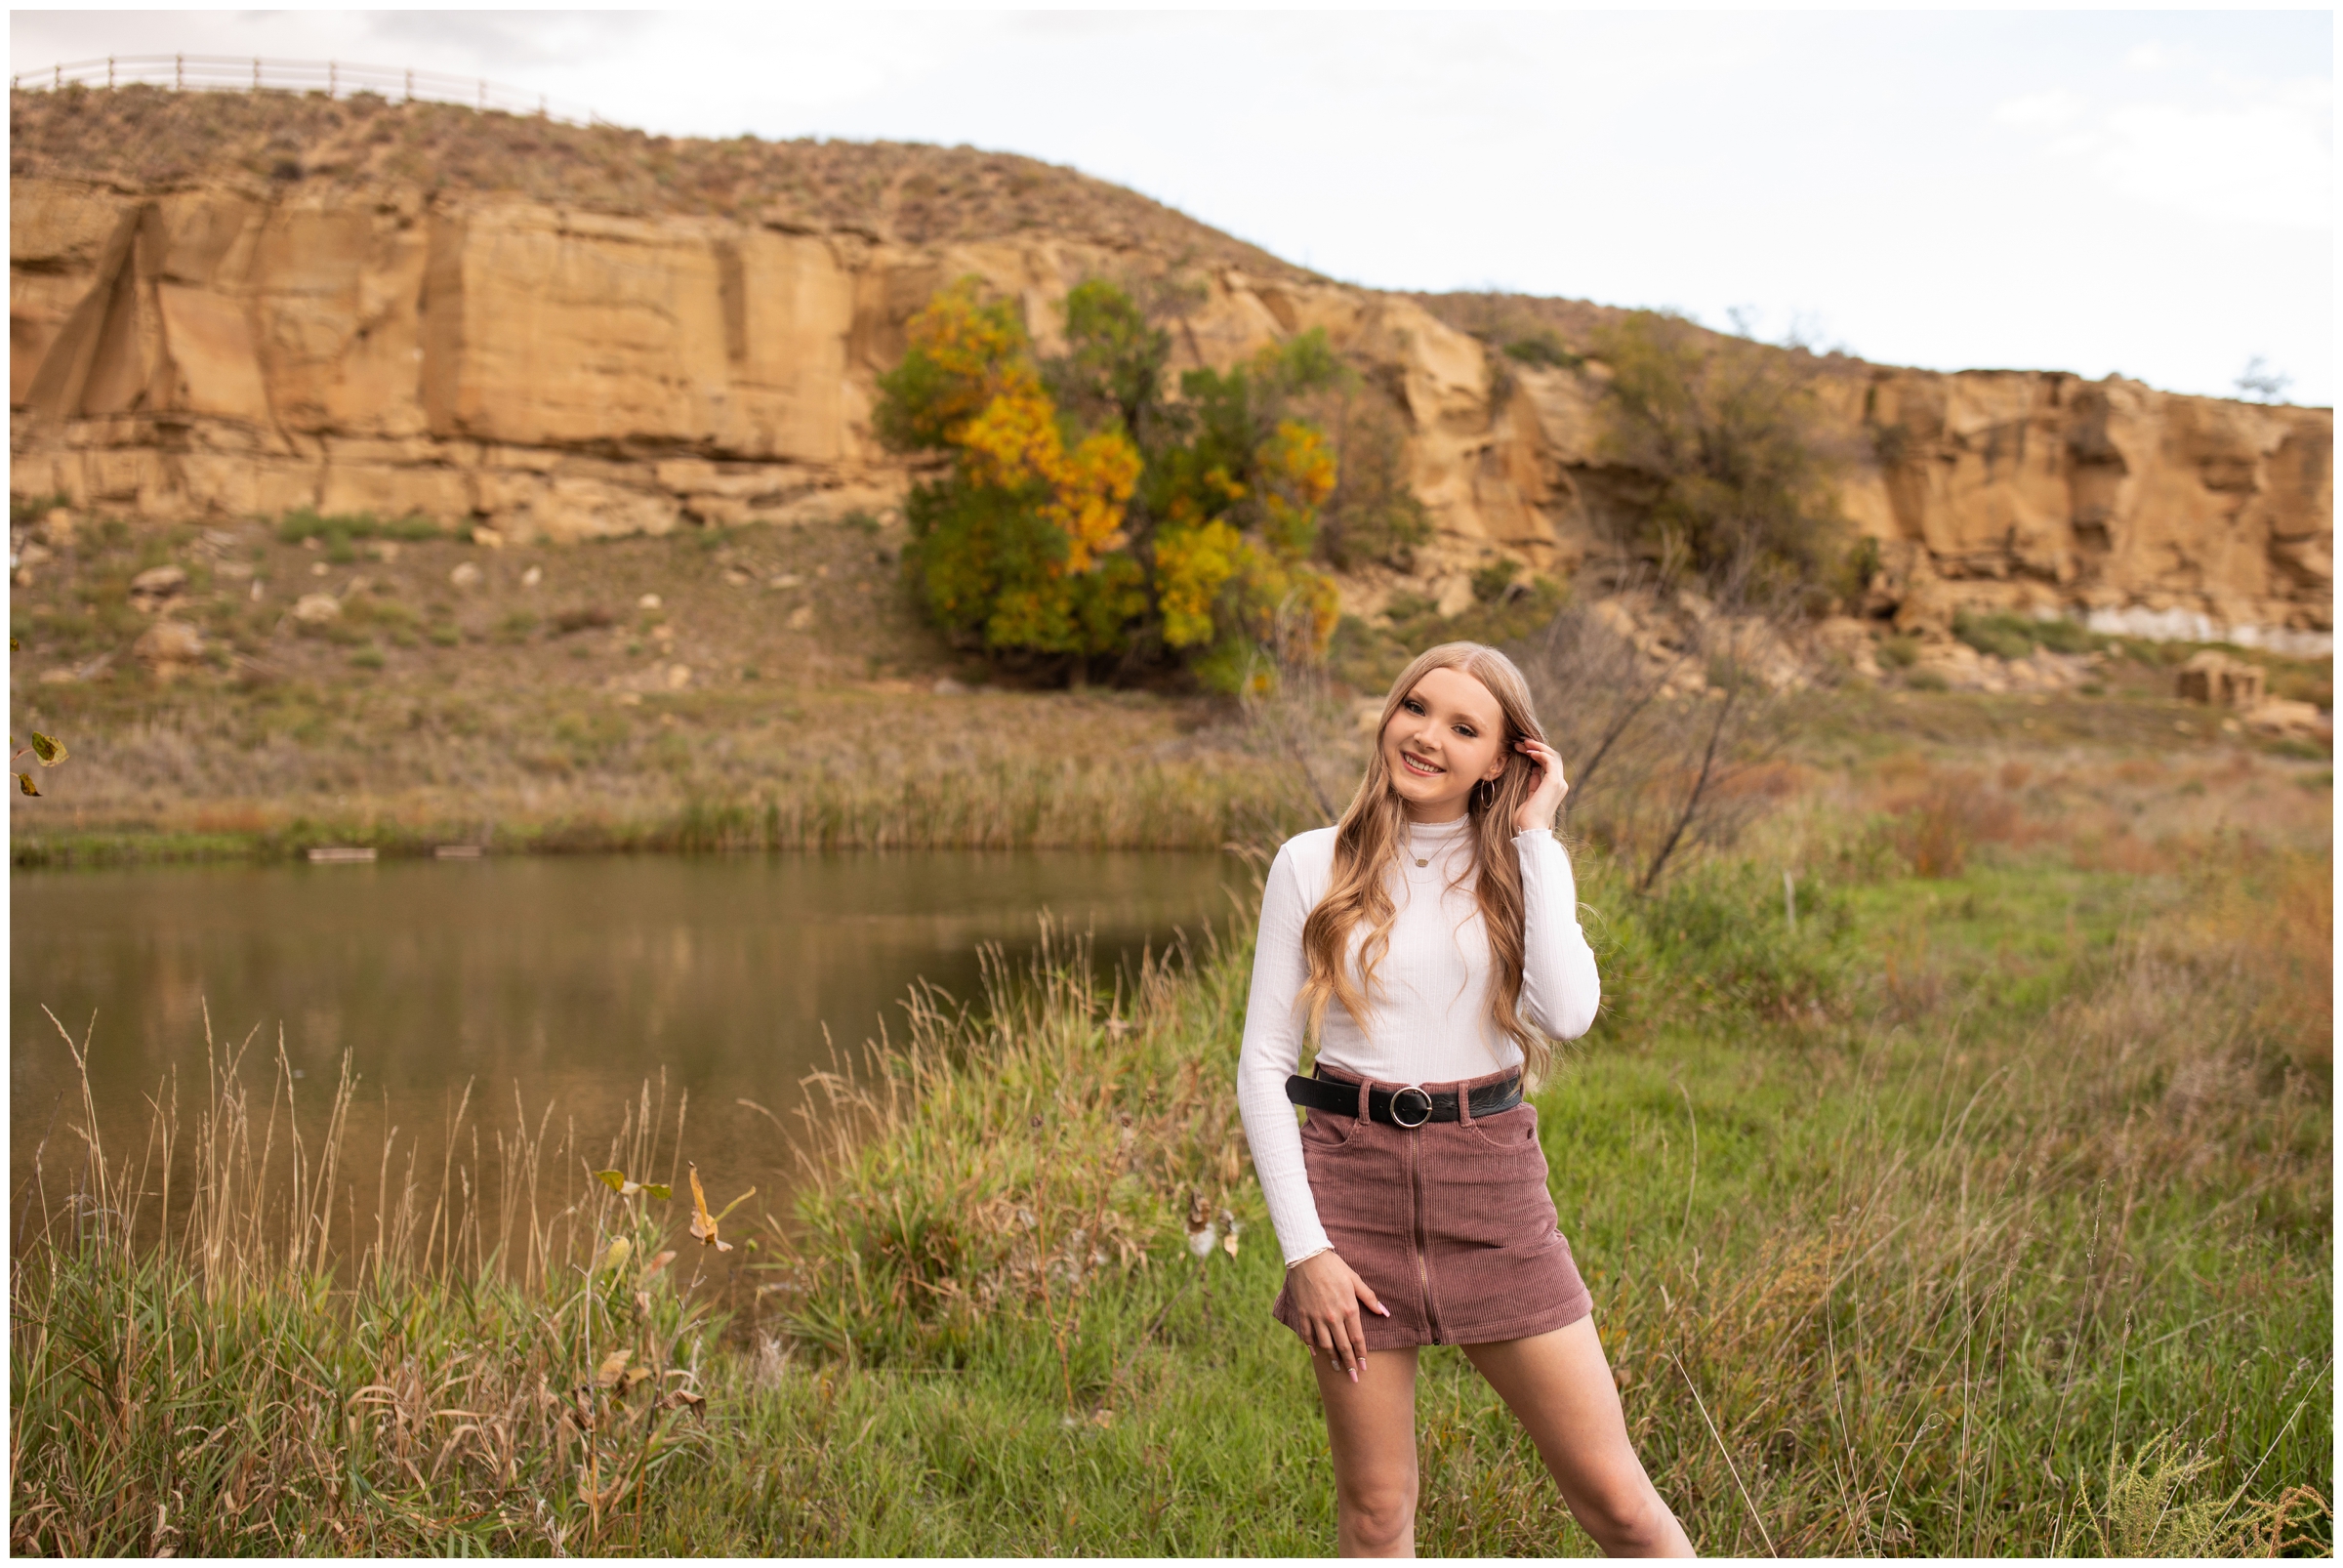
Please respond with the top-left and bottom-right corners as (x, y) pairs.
(1470, 557), (1521, 603)
(1591, 310), (1845, 594)
(274, 508), (445, 547)
(1876, 633), (1921, 669)
(1316, 395), (1432, 572)
(2032, 616), (2100, 654)
(1501, 331), (1583, 370)
(1952, 610), (2039, 661)
(1581, 854), (1850, 1028)
(884, 276), (1357, 690)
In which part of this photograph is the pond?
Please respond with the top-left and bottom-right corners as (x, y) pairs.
(11, 851), (1243, 1238)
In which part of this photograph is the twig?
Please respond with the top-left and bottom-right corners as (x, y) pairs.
(1669, 1350), (1774, 1555)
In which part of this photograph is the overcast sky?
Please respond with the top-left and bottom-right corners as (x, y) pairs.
(13, 8), (2333, 406)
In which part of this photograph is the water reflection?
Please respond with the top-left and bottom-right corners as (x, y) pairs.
(12, 851), (1240, 1224)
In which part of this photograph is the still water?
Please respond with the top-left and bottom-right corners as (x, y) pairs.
(12, 851), (1241, 1224)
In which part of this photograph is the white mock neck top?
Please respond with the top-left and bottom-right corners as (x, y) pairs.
(1235, 820), (1601, 1266)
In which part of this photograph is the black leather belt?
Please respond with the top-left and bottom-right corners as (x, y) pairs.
(1286, 1069), (1522, 1129)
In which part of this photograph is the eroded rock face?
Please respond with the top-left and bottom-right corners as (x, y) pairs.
(8, 91), (2330, 652)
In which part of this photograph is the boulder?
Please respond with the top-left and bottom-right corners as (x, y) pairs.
(2242, 699), (2329, 740)
(290, 592), (343, 625)
(128, 563), (187, 612)
(2175, 651), (2265, 708)
(133, 617), (204, 673)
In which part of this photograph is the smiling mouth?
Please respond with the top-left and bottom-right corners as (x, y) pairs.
(1399, 752), (1443, 778)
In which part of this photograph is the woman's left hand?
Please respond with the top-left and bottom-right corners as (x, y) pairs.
(1512, 737), (1570, 834)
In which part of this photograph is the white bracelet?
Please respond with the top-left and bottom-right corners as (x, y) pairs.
(1286, 1246), (1335, 1270)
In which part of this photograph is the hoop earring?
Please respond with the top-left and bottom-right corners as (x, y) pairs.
(1472, 777), (1495, 811)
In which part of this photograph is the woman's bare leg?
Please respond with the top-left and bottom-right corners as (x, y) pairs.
(1311, 1345), (1421, 1556)
(1460, 1319), (1695, 1556)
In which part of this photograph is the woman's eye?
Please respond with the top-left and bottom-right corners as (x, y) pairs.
(1401, 698), (1423, 715)
(1455, 726), (1476, 738)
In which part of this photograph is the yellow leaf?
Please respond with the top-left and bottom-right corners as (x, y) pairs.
(686, 1163), (733, 1253)
(595, 1236), (633, 1274)
(595, 1347), (633, 1387)
(16, 772), (36, 797)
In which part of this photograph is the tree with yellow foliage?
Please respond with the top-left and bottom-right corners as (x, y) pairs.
(881, 276), (1353, 691)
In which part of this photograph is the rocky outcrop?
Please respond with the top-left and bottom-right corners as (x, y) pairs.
(10, 88), (2331, 653)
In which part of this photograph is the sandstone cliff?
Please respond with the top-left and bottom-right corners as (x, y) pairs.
(11, 86), (2331, 653)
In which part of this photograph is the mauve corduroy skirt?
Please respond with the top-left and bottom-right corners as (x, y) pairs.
(1271, 1066), (1593, 1349)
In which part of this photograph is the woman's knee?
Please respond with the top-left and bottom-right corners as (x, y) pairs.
(1339, 1475), (1419, 1548)
(1572, 1476), (1673, 1550)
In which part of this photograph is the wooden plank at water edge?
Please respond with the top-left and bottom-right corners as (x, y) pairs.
(307, 846), (377, 863)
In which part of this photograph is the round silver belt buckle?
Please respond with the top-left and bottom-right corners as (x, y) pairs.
(1389, 1084), (1434, 1128)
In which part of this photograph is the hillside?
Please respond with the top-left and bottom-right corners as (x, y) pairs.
(9, 84), (2330, 658)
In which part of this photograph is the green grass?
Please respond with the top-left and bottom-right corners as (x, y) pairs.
(273, 508), (454, 548)
(12, 829), (2328, 1554)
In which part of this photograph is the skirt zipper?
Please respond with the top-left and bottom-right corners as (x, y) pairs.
(1411, 1128), (1443, 1344)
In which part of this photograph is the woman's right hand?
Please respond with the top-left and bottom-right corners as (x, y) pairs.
(1288, 1250), (1389, 1382)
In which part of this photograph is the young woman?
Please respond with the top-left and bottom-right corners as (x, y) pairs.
(1237, 641), (1693, 1558)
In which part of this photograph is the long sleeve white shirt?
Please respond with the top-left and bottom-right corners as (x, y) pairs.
(1235, 818), (1601, 1266)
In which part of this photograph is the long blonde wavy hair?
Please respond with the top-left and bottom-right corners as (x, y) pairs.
(1298, 641), (1557, 1085)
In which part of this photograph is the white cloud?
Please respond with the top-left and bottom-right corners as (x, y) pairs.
(1995, 89), (2087, 129)
(1996, 72), (2333, 233)
(2096, 87), (2333, 229)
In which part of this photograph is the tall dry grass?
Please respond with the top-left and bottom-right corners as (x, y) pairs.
(10, 1011), (747, 1553)
(10, 800), (2329, 1553)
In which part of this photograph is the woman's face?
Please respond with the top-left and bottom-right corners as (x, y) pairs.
(1380, 665), (1509, 822)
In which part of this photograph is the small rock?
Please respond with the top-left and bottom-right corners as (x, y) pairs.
(769, 573), (802, 590)
(37, 668), (77, 684)
(41, 507), (75, 546)
(721, 568), (752, 587)
(666, 664), (692, 689)
(638, 593), (663, 609)
(134, 618), (204, 671)
(472, 526), (505, 550)
(786, 605), (814, 632)
(521, 565), (543, 588)
(129, 564), (188, 612)
(215, 560), (255, 580)
(291, 593), (343, 625)
(932, 677), (967, 695)
(371, 541), (401, 563)
(449, 562), (483, 590)
(310, 561), (330, 576)
(2243, 698), (2328, 739)
(615, 691), (643, 707)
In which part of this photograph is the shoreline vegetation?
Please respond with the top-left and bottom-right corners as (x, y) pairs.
(11, 743), (2331, 1554)
(8, 492), (2331, 873)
